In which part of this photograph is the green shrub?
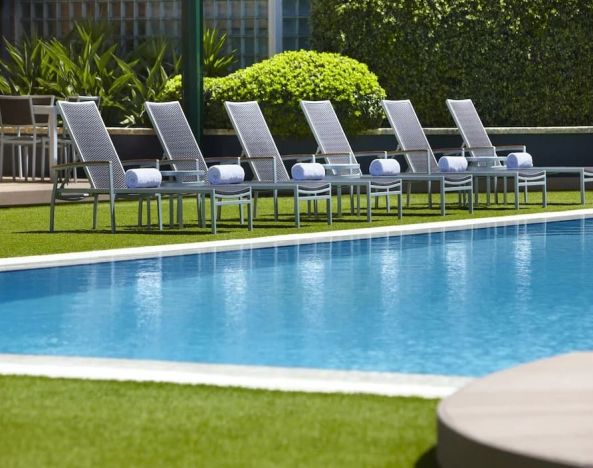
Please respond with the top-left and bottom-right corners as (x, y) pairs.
(160, 50), (386, 136)
(311, 0), (593, 127)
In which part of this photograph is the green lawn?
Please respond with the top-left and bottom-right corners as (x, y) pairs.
(0, 376), (438, 468)
(0, 190), (589, 258)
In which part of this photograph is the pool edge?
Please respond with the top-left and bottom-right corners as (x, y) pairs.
(0, 354), (472, 398)
(2, 208), (593, 272)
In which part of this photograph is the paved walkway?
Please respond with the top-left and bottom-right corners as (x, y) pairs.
(438, 352), (593, 468)
(0, 179), (90, 206)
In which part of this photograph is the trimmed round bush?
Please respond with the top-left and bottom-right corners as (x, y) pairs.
(159, 50), (386, 136)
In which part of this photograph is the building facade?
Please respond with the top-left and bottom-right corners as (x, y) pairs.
(0, 0), (311, 68)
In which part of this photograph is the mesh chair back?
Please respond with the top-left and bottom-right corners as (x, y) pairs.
(224, 101), (290, 182)
(31, 95), (55, 125)
(0, 96), (35, 127)
(145, 101), (206, 172)
(57, 101), (126, 189)
(300, 100), (359, 170)
(382, 99), (438, 173)
(446, 99), (496, 158)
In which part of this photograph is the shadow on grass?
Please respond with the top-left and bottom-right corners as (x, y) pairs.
(415, 446), (439, 468)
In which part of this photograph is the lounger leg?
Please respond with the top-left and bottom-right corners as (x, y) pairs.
(469, 187), (474, 213)
(138, 199), (143, 226)
(440, 184), (445, 216)
(109, 194), (116, 234)
(200, 194), (206, 228)
(397, 193), (402, 219)
(515, 177), (520, 209)
(307, 200), (311, 215)
(294, 190), (300, 228)
(406, 182), (412, 207)
(157, 195), (163, 231)
(239, 203), (244, 225)
(327, 196), (332, 225)
(273, 190), (279, 221)
(428, 180), (432, 209)
(49, 183), (57, 232)
(375, 196), (379, 209)
(366, 185), (372, 222)
(503, 177), (508, 205)
(581, 172), (586, 204)
(177, 195), (184, 228)
(349, 186), (354, 215)
(169, 195), (175, 228)
(543, 182), (547, 208)
(245, 197), (252, 231)
(524, 185), (528, 204)
(486, 177), (491, 206)
(146, 197), (152, 230)
(196, 194), (201, 225)
(253, 191), (258, 217)
(356, 186), (361, 216)
(93, 195), (99, 229)
(337, 185), (342, 217)
(210, 192), (217, 234)
(314, 200), (318, 218)
(386, 193), (391, 213)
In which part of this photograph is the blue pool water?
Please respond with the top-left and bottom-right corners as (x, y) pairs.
(1, 219), (593, 377)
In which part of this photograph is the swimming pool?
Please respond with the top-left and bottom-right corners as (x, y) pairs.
(1, 219), (592, 377)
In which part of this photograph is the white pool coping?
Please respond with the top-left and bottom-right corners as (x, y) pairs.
(2, 208), (593, 272)
(0, 354), (471, 399)
(1, 208), (592, 397)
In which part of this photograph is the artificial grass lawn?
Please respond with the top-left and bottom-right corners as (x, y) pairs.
(0, 376), (439, 468)
(0, 190), (590, 258)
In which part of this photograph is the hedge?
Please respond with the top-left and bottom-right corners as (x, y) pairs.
(159, 50), (386, 136)
(311, 0), (593, 127)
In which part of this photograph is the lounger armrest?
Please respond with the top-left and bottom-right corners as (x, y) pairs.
(121, 159), (160, 168)
(280, 153), (316, 161)
(385, 148), (429, 157)
(352, 150), (387, 158)
(204, 156), (241, 163)
(52, 160), (112, 171)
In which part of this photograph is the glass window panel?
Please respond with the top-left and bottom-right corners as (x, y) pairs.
(299, 18), (309, 35)
(299, 0), (311, 16)
(284, 0), (297, 17)
(283, 19), (297, 35)
(34, 2), (44, 18)
(283, 37), (297, 50)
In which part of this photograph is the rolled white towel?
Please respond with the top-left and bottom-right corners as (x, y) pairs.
(125, 168), (162, 188)
(207, 164), (245, 185)
(369, 158), (401, 176)
(291, 162), (325, 180)
(438, 156), (468, 173)
(506, 152), (533, 169)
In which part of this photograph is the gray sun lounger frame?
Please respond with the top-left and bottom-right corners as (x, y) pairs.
(446, 98), (593, 204)
(382, 99), (547, 209)
(52, 101), (252, 234)
(144, 100), (255, 230)
(224, 100), (334, 227)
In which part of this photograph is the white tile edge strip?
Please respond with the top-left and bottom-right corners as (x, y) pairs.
(2, 208), (593, 272)
(0, 354), (471, 399)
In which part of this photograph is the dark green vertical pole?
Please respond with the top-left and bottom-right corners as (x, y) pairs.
(182, 0), (203, 143)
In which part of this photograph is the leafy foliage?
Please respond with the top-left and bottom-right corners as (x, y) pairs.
(160, 50), (386, 136)
(311, 0), (593, 126)
(0, 22), (232, 126)
(203, 28), (237, 77)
